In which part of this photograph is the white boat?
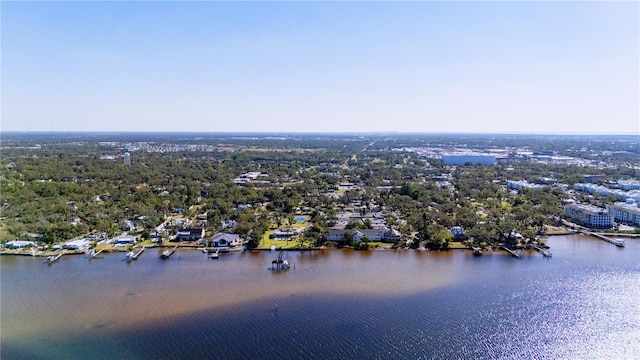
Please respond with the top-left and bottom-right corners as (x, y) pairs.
(126, 251), (135, 260)
(472, 247), (483, 256)
(209, 249), (220, 259)
(160, 249), (171, 259)
(46, 253), (63, 264)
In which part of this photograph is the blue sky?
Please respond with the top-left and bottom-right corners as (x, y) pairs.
(2, 1), (638, 134)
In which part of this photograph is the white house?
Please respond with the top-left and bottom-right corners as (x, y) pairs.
(5, 240), (36, 249)
(325, 227), (401, 242)
(64, 239), (92, 251)
(210, 233), (244, 247)
(111, 235), (137, 247)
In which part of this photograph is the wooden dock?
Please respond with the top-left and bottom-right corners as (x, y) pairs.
(131, 247), (145, 259)
(160, 246), (177, 259)
(580, 231), (625, 247)
(46, 253), (63, 264)
(500, 245), (522, 259)
(127, 247), (145, 261)
(90, 249), (104, 259)
(533, 245), (552, 257)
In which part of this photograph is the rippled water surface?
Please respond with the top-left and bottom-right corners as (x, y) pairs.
(2, 235), (639, 359)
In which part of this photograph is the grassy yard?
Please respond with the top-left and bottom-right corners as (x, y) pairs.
(447, 242), (468, 249)
(366, 241), (394, 249)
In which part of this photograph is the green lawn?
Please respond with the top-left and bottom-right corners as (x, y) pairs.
(258, 230), (312, 249)
(366, 241), (394, 249)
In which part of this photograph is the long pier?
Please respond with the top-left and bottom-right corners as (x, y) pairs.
(533, 245), (552, 257)
(580, 231), (625, 247)
(500, 245), (522, 259)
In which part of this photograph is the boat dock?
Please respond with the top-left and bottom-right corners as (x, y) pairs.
(581, 231), (625, 247)
(533, 245), (552, 257)
(128, 247), (145, 260)
(160, 246), (177, 259)
(132, 247), (145, 259)
(500, 245), (522, 259)
(47, 253), (63, 264)
(90, 249), (104, 259)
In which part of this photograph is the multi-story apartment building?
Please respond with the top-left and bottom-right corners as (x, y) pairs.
(606, 200), (640, 227)
(564, 203), (614, 229)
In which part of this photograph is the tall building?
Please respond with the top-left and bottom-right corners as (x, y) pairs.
(123, 152), (131, 166)
(564, 203), (614, 229)
(606, 200), (640, 227)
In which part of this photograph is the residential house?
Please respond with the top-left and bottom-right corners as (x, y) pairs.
(5, 240), (36, 249)
(325, 227), (401, 242)
(176, 227), (205, 241)
(210, 232), (244, 247)
(270, 228), (301, 240)
(111, 236), (137, 247)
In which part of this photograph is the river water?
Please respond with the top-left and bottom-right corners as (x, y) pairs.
(2, 235), (639, 359)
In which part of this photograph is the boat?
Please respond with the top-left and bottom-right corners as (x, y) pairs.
(271, 250), (290, 271)
(46, 253), (63, 264)
(126, 251), (135, 260)
(472, 247), (483, 256)
(160, 249), (172, 259)
(208, 249), (220, 259)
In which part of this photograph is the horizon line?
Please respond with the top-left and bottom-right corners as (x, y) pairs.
(1, 130), (639, 136)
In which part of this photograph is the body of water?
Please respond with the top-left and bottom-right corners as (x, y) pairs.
(2, 235), (639, 359)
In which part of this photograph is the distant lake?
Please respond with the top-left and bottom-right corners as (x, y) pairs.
(2, 235), (639, 359)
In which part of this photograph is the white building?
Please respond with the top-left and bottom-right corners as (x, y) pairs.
(574, 183), (640, 203)
(5, 240), (36, 249)
(507, 180), (545, 191)
(442, 153), (496, 166)
(606, 200), (640, 227)
(564, 203), (614, 229)
(617, 180), (640, 191)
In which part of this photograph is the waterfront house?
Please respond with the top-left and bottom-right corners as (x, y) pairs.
(64, 239), (92, 251)
(325, 227), (401, 242)
(5, 240), (36, 249)
(176, 227), (205, 241)
(270, 228), (301, 240)
(111, 236), (137, 247)
(210, 232), (244, 247)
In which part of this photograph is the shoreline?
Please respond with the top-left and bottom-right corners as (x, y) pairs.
(3, 227), (637, 257)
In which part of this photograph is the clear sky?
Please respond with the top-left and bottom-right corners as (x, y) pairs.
(2, 1), (639, 134)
